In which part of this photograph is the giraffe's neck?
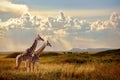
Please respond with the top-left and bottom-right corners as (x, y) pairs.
(34, 42), (47, 56)
(29, 39), (38, 54)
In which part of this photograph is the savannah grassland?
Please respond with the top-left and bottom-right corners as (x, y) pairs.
(0, 50), (120, 80)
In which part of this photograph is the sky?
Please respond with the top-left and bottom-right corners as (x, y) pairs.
(0, 0), (120, 51)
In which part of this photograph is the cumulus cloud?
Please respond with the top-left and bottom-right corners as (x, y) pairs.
(1, 11), (120, 35)
(0, 0), (28, 14)
(90, 12), (120, 31)
(0, 11), (120, 51)
(90, 20), (105, 31)
(109, 12), (120, 28)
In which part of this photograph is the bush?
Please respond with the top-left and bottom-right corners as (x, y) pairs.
(40, 52), (61, 57)
(61, 58), (87, 64)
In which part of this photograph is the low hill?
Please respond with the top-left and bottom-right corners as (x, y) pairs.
(93, 48), (120, 56)
(70, 48), (110, 52)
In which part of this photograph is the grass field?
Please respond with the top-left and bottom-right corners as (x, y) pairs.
(0, 50), (120, 80)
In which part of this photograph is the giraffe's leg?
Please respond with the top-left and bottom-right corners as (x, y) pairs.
(24, 61), (28, 71)
(32, 62), (35, 72)
(28, 61), (31, 72)
(35, 61), (39, 72)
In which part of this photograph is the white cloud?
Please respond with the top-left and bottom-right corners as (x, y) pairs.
(0, 11), (120, 51)
(90, 20), (105, 31)
(0, 0), (28, 15)
(109, 12), (120, 28)
(90, 12), (120, 31)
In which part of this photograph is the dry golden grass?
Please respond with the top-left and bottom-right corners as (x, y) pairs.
(0, 52), (120, 80)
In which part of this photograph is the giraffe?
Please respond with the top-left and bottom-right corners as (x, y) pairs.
(15, 34), (44, 70)
(27, 40), (52, 71)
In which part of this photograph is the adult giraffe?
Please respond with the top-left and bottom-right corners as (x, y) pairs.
(27, 40), (52, 71)
(15, 34), (44, 70)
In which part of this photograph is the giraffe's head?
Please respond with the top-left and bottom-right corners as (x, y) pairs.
(46, 40), (52, 47)
(36, 34), (44, 41)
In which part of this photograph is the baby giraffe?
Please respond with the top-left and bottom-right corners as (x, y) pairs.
(27, 40), (52, 71)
